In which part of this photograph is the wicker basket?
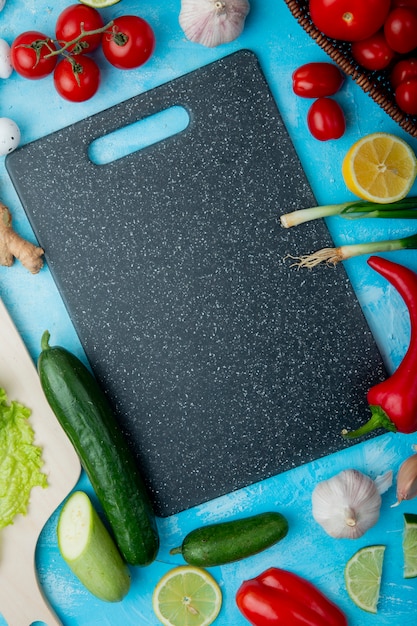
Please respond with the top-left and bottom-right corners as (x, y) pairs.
(285, 0), (417, 138)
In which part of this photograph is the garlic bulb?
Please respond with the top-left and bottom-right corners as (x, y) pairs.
(312, 469), (392, 539)
(179, 0), (250, 48)
(393, 452), (417, 506)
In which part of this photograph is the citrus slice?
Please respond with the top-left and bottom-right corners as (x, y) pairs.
(403, 512), (417, 578)
(79, 0), (121, 7)
(152, 565), (222, 626)
(344, 545), (385, 613)
(342, 132), (417, 203)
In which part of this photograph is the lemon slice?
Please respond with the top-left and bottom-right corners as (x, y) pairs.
(342, 132), (417, 203)
(152, 565), (222, 626)
(344, 545), (385, 614)
(79, 0), (121, 7)
(403, 513), (417, 578)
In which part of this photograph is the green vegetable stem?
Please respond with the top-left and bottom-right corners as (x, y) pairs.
(286, 232), (417, 268)
(280, 197), (417, 228)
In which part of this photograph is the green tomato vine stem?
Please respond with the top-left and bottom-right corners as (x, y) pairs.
(44, 20), (115, 58)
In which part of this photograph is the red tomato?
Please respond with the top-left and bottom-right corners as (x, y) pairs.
(55, 4), (104, 54)
(391, 57), (417, 89)
(351, 31), (395, 70)
(384, 7), (417, 54)
(102, 15), (155, 70)
(307, 97), (346, 141)
(391, 0), (417, 8)
(11, 31), (57, 79)
(395, 79), (417, 114)
(309, 0), (390, 42)
(54, 56), (100, 102)
(292, 62), (344, 98)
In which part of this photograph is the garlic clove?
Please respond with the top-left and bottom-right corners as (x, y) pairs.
(179, 0), (250, 48)
(393, 452), (417, 506)
(312, 469), (384, 539)
(374, 469), (393, 495)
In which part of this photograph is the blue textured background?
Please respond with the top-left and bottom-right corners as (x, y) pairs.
(1, 0), (417, 624)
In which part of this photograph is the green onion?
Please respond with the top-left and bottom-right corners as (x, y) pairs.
(280, 197), (417, 228)
(287, 233), (417, 268)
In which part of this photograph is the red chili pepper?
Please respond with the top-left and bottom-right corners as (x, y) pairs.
(343, 255), (417, 438)
(236, 567), (348, 626)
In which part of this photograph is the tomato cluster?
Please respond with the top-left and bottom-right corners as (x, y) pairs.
(292, 62), (346, 141)
(308, 0), (417, 117)
(10, 4), (155, 103)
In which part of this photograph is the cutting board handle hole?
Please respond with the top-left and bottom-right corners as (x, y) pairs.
(88, 105), (190, 165)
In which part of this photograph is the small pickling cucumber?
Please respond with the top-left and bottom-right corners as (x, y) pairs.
(57, 491), (130, 602)
(170, 511), (289, 567)
(38, 330), (159, 566)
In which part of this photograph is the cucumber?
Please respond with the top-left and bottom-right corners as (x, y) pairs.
(170, 511), (288, 567)
(38, 331), (159, 566)
(57, 491), (130, 602)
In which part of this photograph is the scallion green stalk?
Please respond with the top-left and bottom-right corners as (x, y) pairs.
(280, 197), (417, 228)
(287, 233), (417, 268)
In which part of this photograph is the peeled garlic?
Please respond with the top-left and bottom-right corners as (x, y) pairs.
(392, 452), (417, 506)
(312, 469), (392, 539)
(179, 0), (250, 48)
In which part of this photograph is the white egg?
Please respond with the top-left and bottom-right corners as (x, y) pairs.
(0, 39), (12, 79)
(0, 118), (20, 155)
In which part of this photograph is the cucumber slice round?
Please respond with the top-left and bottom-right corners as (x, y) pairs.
(57, 490), (131, 602)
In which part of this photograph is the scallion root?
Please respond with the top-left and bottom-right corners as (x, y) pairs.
(286, 249), (344, 268)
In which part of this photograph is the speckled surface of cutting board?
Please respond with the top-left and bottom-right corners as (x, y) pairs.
(5, 50), (385, 517)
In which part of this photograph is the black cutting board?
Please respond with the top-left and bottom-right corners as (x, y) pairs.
(6, 50), (385, 517)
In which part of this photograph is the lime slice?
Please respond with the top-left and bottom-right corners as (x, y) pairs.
(403, 513), (417, 578)
(152, 565), (222, 626)
(344, 545), (385, 613)
(79, 0), (121, 7)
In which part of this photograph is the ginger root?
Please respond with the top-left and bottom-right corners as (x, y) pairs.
(0, 203), (44, 274)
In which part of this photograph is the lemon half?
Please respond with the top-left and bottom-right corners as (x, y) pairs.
(342, 132), (417, 203)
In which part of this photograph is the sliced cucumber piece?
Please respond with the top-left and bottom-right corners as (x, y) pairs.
(57, 491), (130, 602)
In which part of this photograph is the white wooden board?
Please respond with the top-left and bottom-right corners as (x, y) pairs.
(0, 299), (81, 626)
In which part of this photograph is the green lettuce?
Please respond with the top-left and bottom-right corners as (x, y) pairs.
(0, 388), (48, 529)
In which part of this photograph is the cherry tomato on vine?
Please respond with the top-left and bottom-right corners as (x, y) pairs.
(351, 31), (395, 71)
(384, 7), (417, 54)
(11, 31), (57, 79)
(391, 58), (417, 89)
(55, 4), (104, 54)
(54, 55), (100, 102)
(307, 97), (346, 141)
(308, 0), (390, 42)
(292, 62), (344, 98)
(395, 79), (417, 114)
(102, 15), (155, 70)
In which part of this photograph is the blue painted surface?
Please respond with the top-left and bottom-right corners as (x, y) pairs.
(1, 0), (417, 624)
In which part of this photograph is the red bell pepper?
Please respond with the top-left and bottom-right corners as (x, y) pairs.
(236, 567), (348, 626)
(343, 255), (417, 439)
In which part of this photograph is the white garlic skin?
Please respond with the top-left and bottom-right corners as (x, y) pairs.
(179, 0), (250, 48)
(312, 469), (382, 539)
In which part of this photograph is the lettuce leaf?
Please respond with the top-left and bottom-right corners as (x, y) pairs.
(0, 388), (48, 529)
